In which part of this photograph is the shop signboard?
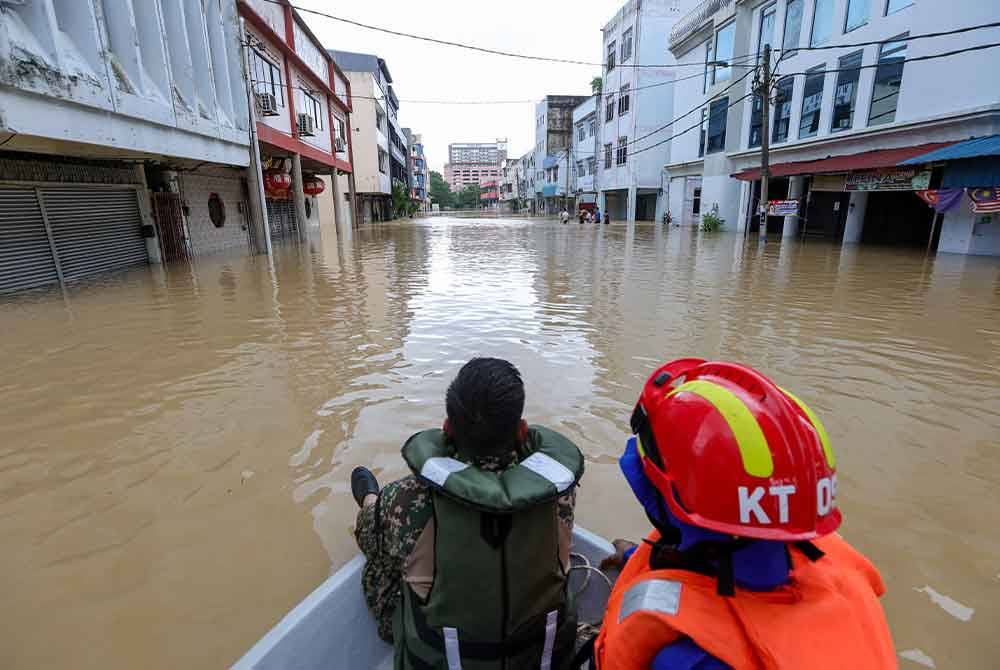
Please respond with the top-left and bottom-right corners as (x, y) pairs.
(767, 199), (800, 216)
(812, 174), (847, 191)
(846, 168), (932, 191)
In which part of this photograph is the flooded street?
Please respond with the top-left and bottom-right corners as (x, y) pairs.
(2, 217), (999, 669)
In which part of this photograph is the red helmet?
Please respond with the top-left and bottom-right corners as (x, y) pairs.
(631, 359), (841, 541)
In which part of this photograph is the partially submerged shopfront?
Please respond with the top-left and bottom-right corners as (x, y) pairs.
(733, 142), (951, 250)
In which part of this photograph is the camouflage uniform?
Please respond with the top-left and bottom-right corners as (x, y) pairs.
(355, 450), (577, 643)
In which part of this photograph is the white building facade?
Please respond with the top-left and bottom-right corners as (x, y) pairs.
(0, 0), (256, 293)
(534, 95), (590, 216)
(572, 96), (600, 212)
(666, 0), (1000, 254)
(597, 0), (695, 222)
(330, 51), (395, 223)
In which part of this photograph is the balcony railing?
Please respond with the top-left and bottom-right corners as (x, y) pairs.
(669, 0), (733, 50)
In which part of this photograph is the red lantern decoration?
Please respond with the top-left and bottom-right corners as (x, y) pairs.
(303, 176), (326, 196)
(263, 168), (291, 196)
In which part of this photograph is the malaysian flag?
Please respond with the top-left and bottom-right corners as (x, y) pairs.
(969, 187), (1000, 213)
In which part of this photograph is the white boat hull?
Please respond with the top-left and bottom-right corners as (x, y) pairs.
(234, 526), (617, 670)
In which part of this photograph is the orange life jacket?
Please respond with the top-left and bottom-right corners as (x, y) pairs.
(595, 532), (895, 670)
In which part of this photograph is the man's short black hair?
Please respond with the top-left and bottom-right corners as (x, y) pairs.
(446, 358), (525, 455)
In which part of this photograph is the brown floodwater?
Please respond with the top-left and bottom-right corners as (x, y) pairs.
(1, 217), (999, 669)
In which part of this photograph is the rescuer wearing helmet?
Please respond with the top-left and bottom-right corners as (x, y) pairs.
(593, 358), (895, 669)
(352, 358), (584, 669)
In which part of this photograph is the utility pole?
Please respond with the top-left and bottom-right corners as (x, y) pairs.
(757, 45), (772, 242)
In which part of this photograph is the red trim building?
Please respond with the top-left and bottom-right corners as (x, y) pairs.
(237, 0), (354, 238)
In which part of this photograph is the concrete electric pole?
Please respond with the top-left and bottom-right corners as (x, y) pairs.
(757, 45), (772, 241)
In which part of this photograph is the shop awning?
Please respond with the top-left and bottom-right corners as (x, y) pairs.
(731, 142), (955, 181)
(899, 134), (1000, 164)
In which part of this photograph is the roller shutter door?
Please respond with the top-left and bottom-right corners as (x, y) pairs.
(41, 187), (147, 281)
(266, 197), (298, 240)
(0, 187), (59, 294)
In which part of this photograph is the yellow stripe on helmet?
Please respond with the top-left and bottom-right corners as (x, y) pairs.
(779, 387), (836, 469)
(667, 380), (774, 478)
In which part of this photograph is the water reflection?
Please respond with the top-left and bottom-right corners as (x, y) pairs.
(0, 218), (998, 669)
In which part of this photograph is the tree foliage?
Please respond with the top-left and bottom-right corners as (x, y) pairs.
(429, 171), (454, 209)
(454, 184), (481, 209)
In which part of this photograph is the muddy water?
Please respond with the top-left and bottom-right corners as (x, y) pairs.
(1, 218), (999, 669)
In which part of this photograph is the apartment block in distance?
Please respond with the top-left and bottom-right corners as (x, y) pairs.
(444, 141), (506, 193)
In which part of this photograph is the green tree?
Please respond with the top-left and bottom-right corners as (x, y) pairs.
(591, 76), (603, 95)
(429, 171), (454, 209)
(455, 184), (481, 209)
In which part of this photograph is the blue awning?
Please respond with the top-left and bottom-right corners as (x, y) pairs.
(542, 184), (558, 197)
(940, 157), (1000, 189)
(542, 156), (560, 169)
(900, 134), (1000, 165)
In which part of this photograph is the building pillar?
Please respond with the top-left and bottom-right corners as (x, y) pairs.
(291, 153), (308, 242)
(842, 191), (868, 244)
(627, 185), (638, 222)
(132, 164), (162, 264)
(783, 176), (805, 238)
(331, 169), (343, 229)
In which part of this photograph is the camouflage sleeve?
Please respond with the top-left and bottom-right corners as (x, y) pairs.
(557, 487), (576, 530)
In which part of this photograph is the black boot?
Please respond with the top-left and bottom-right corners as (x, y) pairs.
(351, 467), (380, 507)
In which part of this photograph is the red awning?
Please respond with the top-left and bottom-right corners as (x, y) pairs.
(731, 142), (956, 181)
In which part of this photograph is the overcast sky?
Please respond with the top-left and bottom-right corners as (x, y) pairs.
(294, 0), (626, 174)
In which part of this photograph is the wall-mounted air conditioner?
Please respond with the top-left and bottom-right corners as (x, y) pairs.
(256, 92), (279, 117)
(297, 113), (316, 137)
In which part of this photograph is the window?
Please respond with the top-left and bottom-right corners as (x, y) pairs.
(576, 160), (584, 176)
(589, 118), (597, 136)
(299, 88), (323, 131)
(604, 143), (613, 169)
(712, 23), (735, 84)
(616, 137), (628, 166)
(377, 147), (387, 174)
(782, 0), (803, 55)
(250, 49), (283, 106)
(749, 93), (765, 148)
(618, 84), (630, 115)
(869, 35), (907, 126)
(375, 108), (386, 133)
(845, 0), (869, 32)
(703, 40), (713, 93)
(552, 165), (559, 182)
(810, 0), (834, 46)
(759, 4), (777, 55)
(692, 188), (702, 215)
(885, 0), (913, 15)
(831, 51), (862, 131)
(706, 97), (729, 153)
(621, 27), (634, 62)
(798, 65), (826, 138)
(607, 41), (617, 72)
(578, 123), (586, 141)
(335, 117), (347, 148)
(698, 108), (708, 157)
(606, 94), (616, 122)
(587, 156), (596, 174)
(772, 76), (794, 142)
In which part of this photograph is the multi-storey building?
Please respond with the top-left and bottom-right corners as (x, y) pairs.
(666, 0), (1000, 255)
(519, 151), (537, 214)
(499, 157), (523, 213)
(480, 180), (500, 209)
(1, 0), (255, 294)
(242, 0), (354, 241)
(403, 129), (430, 212)
(572, 96), (601, 213)
(597, 0), (696, 222)
(534, 95), (591, 215)
(443, 141), (506, 192)
(329, 50), (396, 223)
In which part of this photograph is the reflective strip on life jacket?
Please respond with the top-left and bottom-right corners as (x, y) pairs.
(618, 579), (682, 623)
(443, 626), (462, 670)
(521, 452), (576, 492)
(421, 456), (468, 486)
(540, 610), (558, 670)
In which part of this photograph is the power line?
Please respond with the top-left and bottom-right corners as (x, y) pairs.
(774, 20), (1000, 53)
(264, 0), (763, 69)
(630, 90), (757, 158)
(776, 40), (1000, 79)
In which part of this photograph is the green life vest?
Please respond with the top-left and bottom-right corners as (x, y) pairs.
(395, 426), (584, 670)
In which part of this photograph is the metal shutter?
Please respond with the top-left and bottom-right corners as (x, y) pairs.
(0, 187), (59, 294)
(41, 187), (147, 281)
(266, 198), (298, 240)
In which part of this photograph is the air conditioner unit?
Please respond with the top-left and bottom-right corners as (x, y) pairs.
(334, 137), (346, 152)
(297, 113), (315, 137)
(256, 92), (279, 117)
